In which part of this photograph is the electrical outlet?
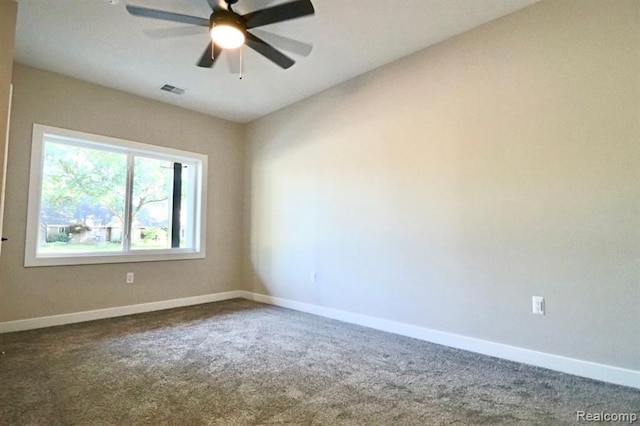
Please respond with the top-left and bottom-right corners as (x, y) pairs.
(532, 296), (545, 315)
(126, 272), (134, 284)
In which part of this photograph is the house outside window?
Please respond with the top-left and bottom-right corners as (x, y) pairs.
(25, 124), (207, 266)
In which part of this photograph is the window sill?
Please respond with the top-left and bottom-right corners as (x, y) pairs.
(24, 250), (205, 267)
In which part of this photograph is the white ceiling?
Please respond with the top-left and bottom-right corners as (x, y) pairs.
(14, 0), (539, 123)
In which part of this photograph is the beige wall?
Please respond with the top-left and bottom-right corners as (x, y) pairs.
(0, 64), (244, 321)
(0, 0), (17, 257)
(245, 0), (640, 371)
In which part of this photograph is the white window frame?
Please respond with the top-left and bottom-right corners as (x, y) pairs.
(25, 124), (207, 267)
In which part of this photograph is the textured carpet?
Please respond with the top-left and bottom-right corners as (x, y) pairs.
(0, 299), (638, 425)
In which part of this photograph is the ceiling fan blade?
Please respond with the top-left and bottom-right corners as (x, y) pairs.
(245, 32), (295, 69)
(249, 29), (312, 57)
(234, 0), (276, 13)
(243, 0), (315, 29)
(197, 43), (222, 68)
(143, 26), (207, 39)
(125, 5), (209, 27)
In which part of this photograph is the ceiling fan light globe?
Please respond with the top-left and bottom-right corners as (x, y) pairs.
(211, 25), (245, 49)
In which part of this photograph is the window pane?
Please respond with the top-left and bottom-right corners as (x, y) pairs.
(38, 141), (127, 254)
(130, 156), (172, 250)
(26, 124), (206, 266)
(180, 166), (189, 248)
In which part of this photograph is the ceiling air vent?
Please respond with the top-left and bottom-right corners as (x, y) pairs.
(160, 84), (185, 95)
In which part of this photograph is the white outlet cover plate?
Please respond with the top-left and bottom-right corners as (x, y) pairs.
(532, 296), (545, 315)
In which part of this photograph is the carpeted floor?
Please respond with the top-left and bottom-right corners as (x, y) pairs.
(0, 299), (638, 425)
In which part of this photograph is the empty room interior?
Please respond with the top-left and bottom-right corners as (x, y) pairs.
(0, 0), (638, 424)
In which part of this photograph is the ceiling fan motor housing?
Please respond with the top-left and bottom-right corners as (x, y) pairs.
(210, 10), (246, 32)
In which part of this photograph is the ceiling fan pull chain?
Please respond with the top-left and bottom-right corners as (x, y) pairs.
(239, 45), (243, 80)
(211, 41), (215, 60)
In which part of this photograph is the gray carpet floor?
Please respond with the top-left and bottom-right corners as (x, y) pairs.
(0, 298), (638, 425)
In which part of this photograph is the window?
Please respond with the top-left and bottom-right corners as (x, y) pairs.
(25, 124), (207, 266)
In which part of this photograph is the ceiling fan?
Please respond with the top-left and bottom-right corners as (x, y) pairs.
(126, 0), (315, 70)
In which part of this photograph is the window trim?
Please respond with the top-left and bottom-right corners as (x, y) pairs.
(25, 124), (207, 267)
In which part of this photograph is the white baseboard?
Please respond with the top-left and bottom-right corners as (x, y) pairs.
(2, 290), (637, 389)
(0, 291), (246, 333)
(248, 293), (640, 390)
